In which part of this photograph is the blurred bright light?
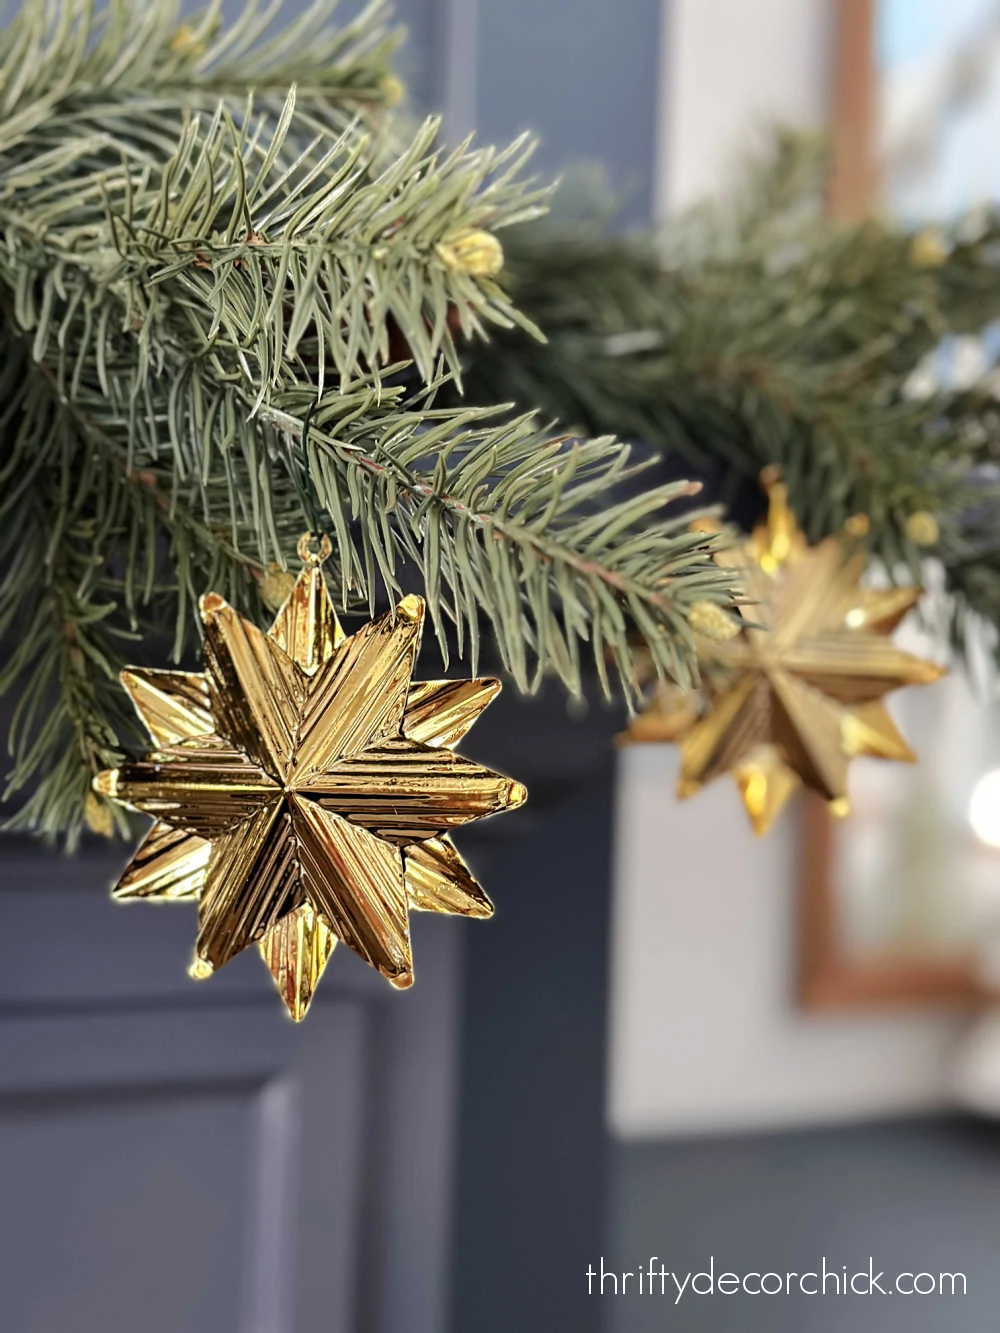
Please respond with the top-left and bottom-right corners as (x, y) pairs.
(969, 769), (1000, 847)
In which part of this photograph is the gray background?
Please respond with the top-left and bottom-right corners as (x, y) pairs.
(607, 1119), (1000, 1333)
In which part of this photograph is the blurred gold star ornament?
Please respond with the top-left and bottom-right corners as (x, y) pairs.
(627, 478), (944, 834)
(96, 534), (525, 1020)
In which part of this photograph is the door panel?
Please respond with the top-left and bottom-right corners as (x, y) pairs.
(2, 1083), (257, 1333)
(0, 849), (460, 1333)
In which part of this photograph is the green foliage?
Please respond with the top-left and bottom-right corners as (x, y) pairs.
(0, 0), (737, 843)
(463, 132), (1000, 659)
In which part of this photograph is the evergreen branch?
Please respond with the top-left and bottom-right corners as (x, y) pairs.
(255, 390), (737, 695)
(462, 138), (1000, 657)
(0, 0), (740, 842)
(0, 0), (401, 132)
(0, 326), (303, 842)
(1, 93), (548, 395)
(0, 296), (736, 838)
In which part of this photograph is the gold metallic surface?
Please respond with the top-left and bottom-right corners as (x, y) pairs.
(841, 700), (916, 762)
(626, 483), (943, 834)
(112, 820), (209, 901)
(618, 682), (699, 746)
(297, 532), (333, 565)
(402, 678), (501, 748)
(732, 744), (803, 837)
(95, 736), (278, 834)
(268, 564), (345, 672)
(404, 836), (494, 918)
(258, 903), (336, 1021)
(83, 790), (115, 837)
(120, 669), (213, 745)
(98, 545), (525, 1019)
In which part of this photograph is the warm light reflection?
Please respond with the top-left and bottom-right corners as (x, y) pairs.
(969, 769), (1000, 848)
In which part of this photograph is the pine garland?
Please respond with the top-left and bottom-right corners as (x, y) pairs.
(0, 0), (736, 842)
(464, 133), (1000, 662)
(15, 10), (990, 846)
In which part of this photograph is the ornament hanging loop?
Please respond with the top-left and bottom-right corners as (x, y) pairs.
(297, 532), (332, 567)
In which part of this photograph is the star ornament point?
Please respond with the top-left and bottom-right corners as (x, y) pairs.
(632, 483), (944, 835)
(96, 561), (525, 1020)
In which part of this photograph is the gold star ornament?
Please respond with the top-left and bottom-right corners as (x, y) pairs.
(626, 477), (944, 834)
(95, 535), (526, 1020)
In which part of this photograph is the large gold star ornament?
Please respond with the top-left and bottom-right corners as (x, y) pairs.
(625, 478), (943, 834)
(95, 535), (526, 1019)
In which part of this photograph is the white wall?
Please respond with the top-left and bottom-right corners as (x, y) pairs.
(609, 748), (965, 1137)
(655, 0), (832, 215)
(609, 0), (968, 1139)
